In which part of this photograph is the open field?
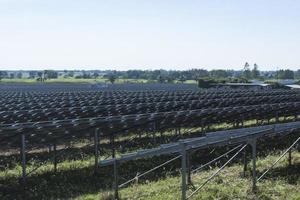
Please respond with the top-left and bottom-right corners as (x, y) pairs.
(0, 78), (147, 84)
(0, 78), (198, 84)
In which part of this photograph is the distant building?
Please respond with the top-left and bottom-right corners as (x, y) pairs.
(277, 79), (297, 85)
(284, 84), (300, 90)
(214, 83), (271, 90)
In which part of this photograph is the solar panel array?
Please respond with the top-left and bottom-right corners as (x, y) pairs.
(0, 84), (299, 147)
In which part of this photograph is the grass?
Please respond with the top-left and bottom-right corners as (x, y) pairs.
(1, 142), (299, 200)
(0, 78), (197, 84)
(77, 152), (300, 200)
(1, 119), (299, 199)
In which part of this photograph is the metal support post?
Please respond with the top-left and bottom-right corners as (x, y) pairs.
(288, 148), (292, 166)
(113, 159), (119, 200)
(187, 151), (192, 185)
(243, 145), (248, 177)
(181, 143), (187, 200)
(152, 132), (156, 144)
(21, 134), (26, 185)
(250, 140), (257, 191)
(94, 128), (99, 170)
(53, 143), (57, 173)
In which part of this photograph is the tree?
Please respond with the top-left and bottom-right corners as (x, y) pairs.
(157, 75), (165, 83)
(166, 76), (174, 83)
(295, 69), (300, 79)
(44, 70), (58, 79)
(277, 69), (294, 79)
(243, 62), (252, 79)
(178, 75), (187, 83)
(252, 63), (260, 79)
(108, 74), (117, 84)
(93, 72), (99, 79)
(68, 71), (74, 77)
(16, 72), (22, 79)
(37, 71), (45, 82)
(210, 70), (229, 78)
(29, 71), (36, 79)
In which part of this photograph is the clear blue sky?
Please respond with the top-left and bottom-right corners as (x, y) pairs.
(1, 0), (300, 71)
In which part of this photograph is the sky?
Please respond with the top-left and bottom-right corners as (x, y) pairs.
(1, 0), (300, 71)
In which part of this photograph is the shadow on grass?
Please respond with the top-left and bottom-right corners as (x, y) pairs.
(0, 153), (182, 200)
(257, 162), (300, 185)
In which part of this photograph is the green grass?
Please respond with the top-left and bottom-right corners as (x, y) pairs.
(0, 78), (197, 84)
(1, 146), (299, 200)
(77, 152), (300, 200)
(1, 119), (299, 199)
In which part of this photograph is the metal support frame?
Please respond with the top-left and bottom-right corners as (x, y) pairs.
(192, 144), (244, 174)
(250, 139), (257, 191)
(113, 159), (119, 200)
(110, 132), (119, 199)
(53, 143), (57, 173)
(94, 128), (99, 171)
(181, 143), (187, 200)
(118, 154), (181, 188)
(243, 145), (248, 177)
(187, 151), (192, 186)
(276, 112), (279, 123)
(152, 132), (157, 144)
(258, 135), (300, 182)
(21, 133), (26, 185)
(187, 144), (247, 199)
(288, 135), (292, 166)
(288, 148), (292, 166)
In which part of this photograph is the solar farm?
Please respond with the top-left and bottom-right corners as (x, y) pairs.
(1, 83), (300, 199)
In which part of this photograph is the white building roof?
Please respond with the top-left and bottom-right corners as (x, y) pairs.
(223, 83), (270, 87)
(285, 84), (300, 89)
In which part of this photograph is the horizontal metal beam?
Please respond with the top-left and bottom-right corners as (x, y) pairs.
(100, 121), (300, 166)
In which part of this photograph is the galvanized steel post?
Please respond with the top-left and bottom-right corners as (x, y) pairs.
(21, 133), (26, 185)
(181, 143), (187, 200)
(243, 145), (248, 177)
(250, 140), (257, 191)
(53, 143), (57, 173)
(113, 159), (119, 200)
(94, 128), (99, 170)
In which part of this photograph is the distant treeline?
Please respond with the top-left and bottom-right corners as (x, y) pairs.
(0, 64), (299, 83)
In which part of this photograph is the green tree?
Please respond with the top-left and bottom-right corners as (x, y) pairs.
(157, 75), (165, 83)
(277, 69), (294, 79)
(252, 63), (260, 79)
(210, 70), (229, 78)
(243, 62), (252, 79)
(44, 70), (58, 79)
(36, 71), (45, 82)
(178, 75), (187, 83)
(93, 72), (99, 79)
(16, 72), (23, 79)
(108, 74), (117, 84)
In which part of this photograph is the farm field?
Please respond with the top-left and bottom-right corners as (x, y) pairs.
(0, 78), (198, 84)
